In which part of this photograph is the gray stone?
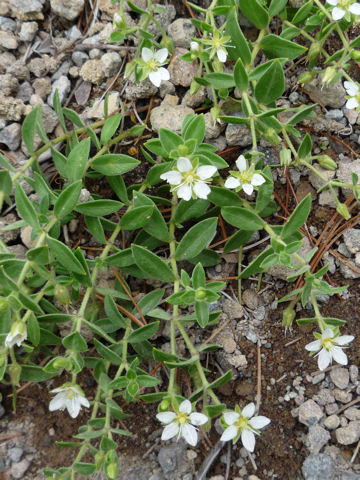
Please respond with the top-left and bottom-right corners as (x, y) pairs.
(8, 244), (27, 259)
(29, 55), (57, 78)
(47, 75), (71, 106)
(20, 225), (38, 249)
(89, 48), (102, 60)
(8, 447), (23, 463)
(33, 77), (52, 100)
(302, 454), (335, 480)
(306, 425), (330, 453)
(168, 47), (197, 87)
(343, 229), (360, 254)
(299, 399), (324, 426)
(225, 123), (252, 147)
(50, 0), (84, 20)
(204, 112), (222, 140)
(80, 59), (104, 85)
(9, 0), (43, 20)
(0, 15), (16, 31)
(222, 298), (243, 319)
(344, 407), (360, 421)
(86, 92), (120, 119)
(41, 105), (58, 133)
(324, 414), (340, 430)
(19, 21), (38, 42)
(124, 75), (158, 100)
(350, 365), (358, 384)
(329, 367), (349, 390)
(148, 3), (176, 35)
(333, 389), (352, 404)
(10, 459), (31, 479)
(312, 373), (325, 385)
(0, 73), (19, 96)
(0, 213), (19, 243)
(52, 60), (72, 81)
(101, 51), (122, 77)
(337, 157), (360, 198)
(0, 122), (21, 150)
(150, 101), (194, 134)
(72, 51), (89, 67)
(158, 443), (186, 474)
(0, 52), (16, 73)
(313, 389), (335, 406)
(159, 80), (176, 98)
(181, 87), (206, 108)
(0, 31), (18, 49)
(339, 261), (360, 279)
(324, 109), (343, 120)
(242, 289), (262, 310)
(7, 61), (29, 81)
(309, 163), (335, 191)
(16, 81), (33, 102)
(335, 421), (360, 445)
(167, 18), (196, 48)
(306, 75), (346, 108)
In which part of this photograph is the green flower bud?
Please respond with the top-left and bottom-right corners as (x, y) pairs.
(307, 42), (322, 62)
(298, 71), (316, 85)
(318, 155), (337, 171)
(282, 306), (295, 329)
(9, 363), (21, 386)
(322, 67), (337, 86)
(210, 106), (221, 123)
(113, 11), (126, 30)
(264, 128), (281, 146)
(106, 463), (119, 480)
(195, 288), (206, 300)
(52, 357), (71, 370)
(178, 144), (189, 156)
(350, 50), (360, 61)
(95, 450), (105, 470)
(337, 203), (351, 219)
(54, 284), (70, 305)
(280, 148), (292, 167)
(159, 398), (171, 412)
(0, 297), (8, 311)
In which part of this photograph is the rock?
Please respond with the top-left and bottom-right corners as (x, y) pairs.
(16, 81), (33, 102)
(148, 3), (176, 35)
(10, 459), (31, 479)
(41, 105), (58, 133)
(8, 447), (23, 462)
(7, 60), (29, 82)
(33, 77), (52, 100)
(101, 51), (122, 77)
(268, 236), (312, 280)
(0, 31), (18, 49)
(52, 60), (72, 81)
(246, 329), (258, 344)
(0, 73), (19, 96)
(0, 94), (25, 121)
(9, 0), (43, 20)
(19, 21), (38, 42)
(339, 261), (360, 279)
(225, 123), (252, 147)
(335, 421), (360, 445)
(306, 75), (346, 108)
(0, 213), (19, 242)
(333, 389), (352, 404)
(344, 407), (360, 421)
(168, 47), (197, 87)
(302, 453), (335, 480)
(167, 18), (196, 48)
(29, 55), (58, 78)
(0, 122), (21, 150)
(50, 0), (84, 20)
(313, 389), (335, 406)
(124, 74), (158, 100)
(204, 112), (222, 140)
(72, 51), (89, 67)
(349, 365), (358, 384)
(337, 157), (360, 197)
(222, 298), (243, 319)
(158, 443), (186, 474)
(0, 52), (16, 73)
(319, 189), (337, 208)
(0, 15), (16, 32)
(329, 367), (349, 390)
(47, 75), (71, 106)
(80, 59), (104, 85)
(8, 244), (27, 258)
(219, 334), (236, 354)
(343, 229), (360, 254)
(150, 99), (194, 134)
(308, 163), (335, 191)
(324, 109), (343, 120)
(242, 289), (262, 310)
(312, 373), (325, 385)
(20, 225), (38, 249)
(299, 399), (324, 426)
(306, 425), (330, 454)
(159, 80), (176, 98)
(324, 414), (340, 430)
(86, 92), (120, 119)
(181, 87), (206, 108)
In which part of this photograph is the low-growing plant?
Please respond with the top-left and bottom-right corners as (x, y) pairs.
(0, 0), (359, 478)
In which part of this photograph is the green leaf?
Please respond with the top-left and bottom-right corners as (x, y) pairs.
(20, 365), (57, 382)
(93, 338), (122, 365)
(62, 332), (88, 352)
(85, 216), (106, 243)
(75, 199), (123, 217)
(73, 463), (96, 475)
(269, 0), (287, 17)
(15, 182), (40, 230)
(221, 207), (264, 230)
(105, 248), (134, 268)
(100, 436), (117, 452)
(182, 114), (206, 144)
(206, 404), (226, 418)
(19, 291), (43, 314)
(47, 236), (85, 274)
(223, 230), (254, 253)
(255, 60), (284, 105)
(174, 198), (209, 224)
(54, 180), (82, 219)
(233, 58), (248, 92)
(52, 148), (68, 179)
(131, 244), (175, 282)
(238, 246), (273, 278)
(63, 108), (85, 127)
(208, 369), (232, 389)
(120, 206), (153, 230)
(225, 8), (251, 64)
(260, 34), (307, 60)
(239, 0), (269, 29)
(192, 263), (206, 289)
(28, 313), (40, 345)
(281, 194), (311, 239)
(108, 175), (129, 204)
(128, 321), (160, 343)
(101, 113), (122, 145)
(175, 217), (217, 260)
(26, 246), (49, 265)
(292, 1), (313, 25)
(133, 192), (169, 242)
(208, 186), (242, 207)
(286, 104), (316, 126)
(67, 138), (90, 183)
(52, 90), (66, 133)
(298, 133), (312, 159)
(136, 289), (164, 316)
(204, 73), (235, 89)
(22, 105), (40, 154)
(195, 300), (209, 328)
(91, 154), (140, 176)
(137, 375), (161, 387)
(159, 128), (183, 151)
(0, 170), (12, 195)
(104, 295), (127, 329)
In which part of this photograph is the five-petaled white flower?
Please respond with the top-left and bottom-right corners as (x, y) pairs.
(327, 0), (360, 20)
(49, 383), (90, 418)
(5, 321), (27, 348)
(160, 157), (217, 201)
(344, 81), (360, 109)
(141, 47), (170, 87)
(224, 155), (265, 195)
(156, 399), (208, 447)
(203, 32), (231, 63)
(220, 403), (270, 452)
(305, 328), (354, 371)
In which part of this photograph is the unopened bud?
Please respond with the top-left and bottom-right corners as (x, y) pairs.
(54, 284), (70, 305)
(280, 148), (292, 167)
(53, 357), (70, 370)
(307, 41), (322, 62)
(95, 450), (105, 470)
(298, 71), (316, 85)
(106, 463), (118, 480)
(190, 41), (200, 53)
(9, 363), (21, 386)
(264, 128), (281, 146)
(195, 288), (206, 300)
(318, 155), (337, 171)
(337, 202), (351, 219)
(322, 67), (337, 85)
(113, 11), (126, 30)
(350, 50), (360, 61)
(282, 306), (295, 329)
(159, 398), (171, 412)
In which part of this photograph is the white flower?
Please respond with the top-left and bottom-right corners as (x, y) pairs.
(327, 0), (360, 20)
(160, 157), (217, 201)
(156, 399), (208, 447)
(224, 155), (265, 195)
(5, 321), (27, 348)
(220, 403), (270, 452)
(202, 32), (231, 63)
(141, 47), (170, 87)
(344, 81), (360, 109)
(49, 383), (90, 418)
(305, 328), (354, 371)
(190, 41), (200, 53)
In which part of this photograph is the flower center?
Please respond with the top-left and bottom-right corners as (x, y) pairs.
(322, 338), (334, 351)
(339, 0), (352, 8)
(66, 388), (76, 400)
(147, 59), (159, 71)
(236, 416), (249, 431)
(238, 171), (253, 184)
(184, 172), (196, 184)
(177, 413), (188, 425)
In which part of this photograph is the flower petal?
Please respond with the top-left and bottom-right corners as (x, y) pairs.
(327, 0), (338, 5)
(249, 415), (270, 430)
(79, 396), (90, 408)
(223, 411), (240, 425)
(332, 7), (346, 20)
(220, 425), (238, 442)
(181, 423), (198, 446)
(235, 155), (247, 172)
(49, 393), (66, 412)
(154, 48), (168, 64)
(193, 181), (210, 199)
(318, 348), (331, 371)
(177, 157), (193, 172)
(242, 403), (255, 419)
(242, 183), (254, 195)
(217, 48), (227, 63)
(346, 97), (359, 110)
(344, 81), (359, 96)
(160, 170), (182, 185)
(335, 335), (354, 346)
(142, 47), (153, 62)
(149, 70), (162, 87)
(190, 412), (208, 426)
(224, 176), (241, 189)
(67, 397), (81, 418)
(177, 183), (192, 201)
(331, 346), (348, 365)
(349, 3), (360, 15)
(241, 429), (256, 452)
(197, 165), (217, 180)
(305, 339), (321, 352)
(156, 412), (177, 424)
(158, 67), (170, 81)
(251, 173), (265, 187)
(322, 328), (335, 339)
(179, 399), (192, 414)
(162, 421), (179, 441)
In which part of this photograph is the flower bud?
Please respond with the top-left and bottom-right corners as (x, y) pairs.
(106, 463), (119, 480)
(282, 306), (295, 330)
(350, 50), (360, 61)
(54, 284), (70, 305)
(195, 288), (206, 300)
(280, 148), (292, 167)
(159, 398), (171, 412)
(113, 11), (126, 30)
(0, 297), (8, 311)
(298, 71), (316, 85)
(95, 450), (105, 470)
(190, 41), (200, 53)
(9, 363), (21, 386)
(53, 357), (71, 370)
(210, 106), (221, 123)
(318, 155), (337, 171)
(337, 203), (351, 219)
(178, 144), (189, 156)
(264, 128), (281, 146)
(322, 67), (337, 86)
(307, 42), (322, 62)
